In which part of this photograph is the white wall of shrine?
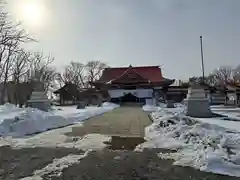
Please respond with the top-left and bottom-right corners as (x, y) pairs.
(108, 89), (153, 98)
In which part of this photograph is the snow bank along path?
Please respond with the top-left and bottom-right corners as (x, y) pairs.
(1, 121), (111, 179)
(0, 103), (116, 179)
(136, 109), (240, 177)
(0, 102), (119, 137)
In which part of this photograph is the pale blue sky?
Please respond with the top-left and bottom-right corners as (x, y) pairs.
(6, 0), (240, 80)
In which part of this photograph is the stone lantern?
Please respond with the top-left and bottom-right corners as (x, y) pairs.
(184, 85), (213, 118)
(27, 81), (51, 111)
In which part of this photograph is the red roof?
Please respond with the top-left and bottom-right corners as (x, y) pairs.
(98, 66), (167, 83)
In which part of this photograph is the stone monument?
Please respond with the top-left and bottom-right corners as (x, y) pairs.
(27, 82), (51, 111)
(166, 100), (175, 108)
(76, 101), (86, 109)
(184, 85), (213, 118)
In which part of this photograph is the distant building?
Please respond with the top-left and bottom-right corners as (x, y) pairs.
(91, 65), (175, 104)
(54, 82), (109, 106)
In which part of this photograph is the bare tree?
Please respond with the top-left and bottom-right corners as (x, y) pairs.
(232, 65), (240, 84)
(188, 74), (218, 86)
(13, 49), (31, 81)
(205, 73), (218, 86)
(85, 60), (107, 88)
(212, 66), (233, 85)
(29, 52), (56, 92)
(189, 76), (202, 85)
(59, 61), (85, 88)
(0, 10), (34, 104)
(12, 49), (31, 106)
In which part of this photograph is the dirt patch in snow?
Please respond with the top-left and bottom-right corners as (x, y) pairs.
(104, 136), (145, 150)
(44, 149), (238, 180)
(0, 146), (82, 180)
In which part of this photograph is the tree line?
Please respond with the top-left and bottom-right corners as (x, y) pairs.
(181, 65), (240, 87)
(0, 5), (107, 105)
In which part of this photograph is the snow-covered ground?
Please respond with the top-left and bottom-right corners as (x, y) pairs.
(0, 104), (114, 180)
(0, 102), (119, 138)
(142, 103), (240, 131)
(142, 102), (185, 112)
(142, 105), (161, 112)
(137, 105), (240, 177)
(12, 125), (110, 180)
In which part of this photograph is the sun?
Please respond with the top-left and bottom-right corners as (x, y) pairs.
(14, 0), (47, 29)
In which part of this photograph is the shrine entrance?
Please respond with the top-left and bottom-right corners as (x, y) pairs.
(121, 93), (138, 102)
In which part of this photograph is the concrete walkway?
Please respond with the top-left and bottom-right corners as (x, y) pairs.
(69, 106), (152, 137)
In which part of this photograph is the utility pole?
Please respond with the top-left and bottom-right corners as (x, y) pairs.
(200, 36), (205, 84)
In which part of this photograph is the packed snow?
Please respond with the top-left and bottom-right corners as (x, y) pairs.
(0, 102), (119, 137)
(0, 120), (111, 151)
(142, 105), (160, 112)
(142, 102), (185, 113)
(136, 108), (240, 177)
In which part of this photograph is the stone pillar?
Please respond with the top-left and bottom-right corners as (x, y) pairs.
(27, 82), (51, 111)
(184, 86), (213, 118)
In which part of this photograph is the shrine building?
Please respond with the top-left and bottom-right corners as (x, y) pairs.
(92, 65), (175, 104)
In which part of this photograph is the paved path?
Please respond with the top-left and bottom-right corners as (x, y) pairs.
(69, 106), (152, 137)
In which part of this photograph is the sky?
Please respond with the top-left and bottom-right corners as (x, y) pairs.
(5, 0), (240, 80)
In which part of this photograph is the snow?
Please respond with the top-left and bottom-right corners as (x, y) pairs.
(63, 133), (111, 151)
(0, 102), (119, 138)
(197, 117), (240, 132)
(8, 124), (110, 178)
(142, 105), (160, 112)
(136, 108), (240, 177)
(197, 106), (240, 132)
(8, 122), (111, 151)
(0, 103), (25, 123)
(142, 103), (185, 113)
(142, 99), (159, 112)
(20, 151), (89, 180)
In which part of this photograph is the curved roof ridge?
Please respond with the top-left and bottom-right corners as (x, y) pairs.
(105, 65), (160, 70)
(110, 66), (150, 83)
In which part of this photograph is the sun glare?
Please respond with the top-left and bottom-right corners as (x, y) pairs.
(14, 0), (47, 29)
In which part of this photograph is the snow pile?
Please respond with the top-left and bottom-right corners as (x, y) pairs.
(142, 102), (185, 113)
(142, 98), (159, 112)
(101, 102), (119, 109)
(0, 103), (19, 112)
(0, 103), (119, 137)
(54, 103), (119, 123)
(142, 105), (160, 112)
(0, 103), (25, 122)
(0, 108), (72, 137)
(137, 109), (240, 177)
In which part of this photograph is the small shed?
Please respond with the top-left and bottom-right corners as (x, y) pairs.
(78, 88), (110, 106)
(54, 83), (80, 105)
(54, 83), (110, 106)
